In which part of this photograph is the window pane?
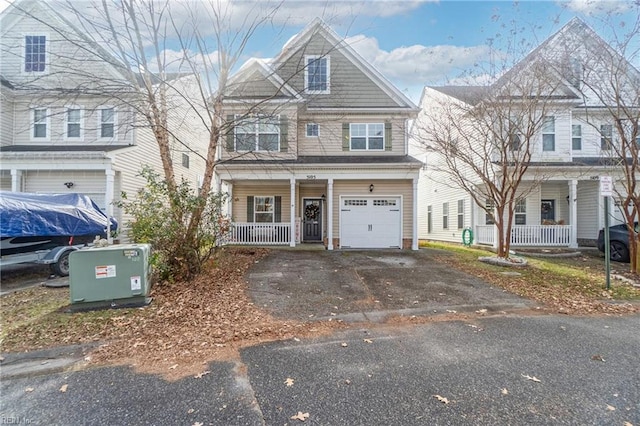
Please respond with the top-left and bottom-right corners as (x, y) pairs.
(351, 137), (366, 150)
(101, 108), (114, 123)
(515, 214), (526, 225)
(255, 212), (274, 223)
(369, 137), (383, 150)
(306, 123), (318, 137)
(307, 57), (327, 91)
(34, 109), (46, 122)
(351, 124), (366, 137)
(101, 124), (114, 138)
(68, 123), (80, 138)
(542, 116), (555, 132)
(34, 123), (46, 138)
(236, 134), (255, 151)
(258, 134), (279, 151)
(368, 123), (383, 137)
(572, 124), (581, 137)
(25, 35), (46, 72)
(510, 134), (521, 151)
(68, 108), (80, 122)
(543, 134), (555, 151)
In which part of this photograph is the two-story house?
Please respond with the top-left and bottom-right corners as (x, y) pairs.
(0, 0), (207, 239)
(216, 18), (421, 249)
(410, 18), (639, 249)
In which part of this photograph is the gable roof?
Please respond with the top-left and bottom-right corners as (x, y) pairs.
(225, 58), (304, 101)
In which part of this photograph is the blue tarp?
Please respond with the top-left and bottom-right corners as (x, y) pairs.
(0, 191), (117, 238)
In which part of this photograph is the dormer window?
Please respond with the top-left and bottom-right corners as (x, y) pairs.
(305, 55), (330, 94)
(24, 35), (46, 72)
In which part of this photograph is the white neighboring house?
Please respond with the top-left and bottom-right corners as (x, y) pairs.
(410, 18), (639, 249)
(0, 0), (207, 240)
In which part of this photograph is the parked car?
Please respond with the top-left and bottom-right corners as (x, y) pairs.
(597, 222), (639, 263)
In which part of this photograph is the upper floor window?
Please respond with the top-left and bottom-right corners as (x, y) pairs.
(542, 116), (555, 151)
(306, 123), (319, 137)
(305, 55), (330, 94)
(31, 107), (48, 140)
(66, 107), (82, 139)
(572, 124), (582, 150)
(350, 123), (384, 151)
(600, 124), (613, 151)
(100, 107), (116, 139)
(25, 35), (46, 72)
(515, 199), (526, 225)
(235, 115), (280, 152)
(509, 133), (521, 151)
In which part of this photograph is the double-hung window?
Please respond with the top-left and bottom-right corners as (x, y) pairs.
(32, 108), (48, 140)
(254, 196), (274, 223)
(66, 107), (82, 139)
(457, 200), (464, 229)
(600, 124), (613, 150)
(100, 107), (115, 139)
(542, 116), (555, 151)
(515, 199), (526, 225)
(572, 124), (582, 150)
(305, 55), (330, 94)
(485, 199), (495, 225)
(235, 116), (280, 152)
(24, 35), (46, 72)
(350, 123), (384, 150)
(442, 202), (449, 229)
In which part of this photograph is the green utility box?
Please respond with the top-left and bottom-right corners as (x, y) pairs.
(68, 244), (152, 311)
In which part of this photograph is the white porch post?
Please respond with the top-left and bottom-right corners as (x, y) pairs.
(327, 178), (334, 250)
(290, 177), (296, 247)
(105, 168), (115, 243)
(226, 182), (233, 218)
(412, 178), (418, 250)
(569, 179), (578, 248)
(10, 169), (22, 192)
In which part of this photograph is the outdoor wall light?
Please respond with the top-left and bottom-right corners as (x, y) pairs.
(64, 182), (74, 188)
(369, 184), (374, 192)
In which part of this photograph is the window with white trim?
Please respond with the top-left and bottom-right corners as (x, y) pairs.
(572, 124), (582, 150)
(542, 116), (555, 151)
(600, 124), (613, 150)
(235, 116), (280, 151)
(457, 199), (464, 229)
(254, 196), (274, 223)
(32, 108), (48, 140)
(350, 123), (384, 150)
(305, 55), (329, 94)
(182, 153), (190, 169)
(442, 202), (449, 229)
(24, 35), (46, 72)
(485, 199), (495, 225)
(66, 107), (82, 139)
(100, 107), (115, 139)
(515, 199), (526, 225)
(306, 123), (319, 137)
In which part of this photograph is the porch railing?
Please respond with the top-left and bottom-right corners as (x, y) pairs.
(222, 222), (291, 246)
(475, 225), (571, 247)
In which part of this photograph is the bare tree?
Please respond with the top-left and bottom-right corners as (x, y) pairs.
(413, 58), (566, 259)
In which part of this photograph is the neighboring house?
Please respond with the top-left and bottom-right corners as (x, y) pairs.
(410, 18), (639, 248)
(0, 0), (207, 240)
(216, 18), (421, 249)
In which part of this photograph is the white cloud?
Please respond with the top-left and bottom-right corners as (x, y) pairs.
(345, 34), (492, 85)
(560, 0), (634, 15)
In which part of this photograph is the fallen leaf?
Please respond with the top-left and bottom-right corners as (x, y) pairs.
(192, 422), (203, 426)
(363, 339), (373, 344)
(433, 395), (450, 404)
(187, 408), (194, 414)
(284, 377), (295, 387)
(341, 342), (348, 347)
(606, 405), (615, 411)
(521, 374), (541, 383)
(446, 310), (457, 313)
(591, 355), (606, 362)
(344, 379), (351, 385)
(475, 309), (488, 314)
(59, 384), (68, 393)
(194, 370), (211, 379)
(501, 388), (508, 395)
(169, 364), (178, 370)
(290, 411), (310, 421)
(25, 387), (34, 393)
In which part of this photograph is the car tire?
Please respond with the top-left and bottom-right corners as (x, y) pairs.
(609, 241), (630, 263)
(51, 251), (71, 276)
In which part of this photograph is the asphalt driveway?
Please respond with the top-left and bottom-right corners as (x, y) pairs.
(246, 248), (534, 322)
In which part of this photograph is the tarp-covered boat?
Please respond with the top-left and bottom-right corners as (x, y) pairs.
(0, 191), (117, 256)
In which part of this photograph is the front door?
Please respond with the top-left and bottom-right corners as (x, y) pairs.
(303, 199), (322, 242)
(541, 199), (555, 223)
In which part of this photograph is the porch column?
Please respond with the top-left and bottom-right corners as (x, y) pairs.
(412, 178), (418, 250)
(10, 169), (22, 192)
(226, 182), (233, 218)
(569, 179), (578, 248)
(290, 177), (296, 247)
(105, 168), (115, 243)
(327, 178), (334, 250)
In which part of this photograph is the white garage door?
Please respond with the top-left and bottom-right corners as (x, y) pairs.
(340, 197), (401, 248)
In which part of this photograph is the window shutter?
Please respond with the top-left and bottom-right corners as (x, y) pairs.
(274, 196), (282, 222)
(342, 123), (350, 151)
(280, 116), (288, 152)
(247, 196), (254, 221)
(385, 122), (392, 151)
(226, 114), (235, 152)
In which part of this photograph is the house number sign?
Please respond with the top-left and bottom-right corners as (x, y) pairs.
(306, 175), (316, 180)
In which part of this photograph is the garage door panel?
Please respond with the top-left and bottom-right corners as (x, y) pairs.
(340, 197), (401, 249)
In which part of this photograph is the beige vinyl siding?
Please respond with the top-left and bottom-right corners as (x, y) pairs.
(0, 96), (13, 146)
(24, 170), (106, 209)
(275, 33), (400, 109)
(332, 179), (412, 239)
(423, 180), (469, 243)
(230, 184), (292, 223)
(577, 180), (599, 240)
(0, 171), (11, 190)
(296, 116), (407, 156)
(227, 69), (286, 99)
